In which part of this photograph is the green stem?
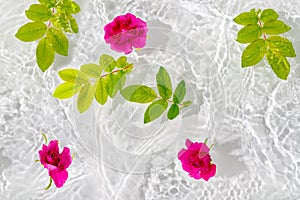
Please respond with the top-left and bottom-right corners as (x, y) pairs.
(47, 8), (55, 28)
(204, 138), (208, 144)
(44, 178), (52, 190)
(72, 152), (76, 160)
(100, 64), (133, 79)
(258, 17), (267, 40)
(41, 132), (48, 144)
(156, 97), (184, 106)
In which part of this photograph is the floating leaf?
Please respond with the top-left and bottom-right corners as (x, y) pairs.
(36, 37), (55, 72)
(99, 54), (116, 72)
(268, 36), (296, 57)
(236, 24), (262, 44)
(51, 12), (72, 33)
(95, 78), (108, 105)
(47, 27), (69, 56)
(242, 39), (266, 67)
(266, 49), (290, 80)
(182, 101), (192, 107)
(156, 66), (172, 99)
(234, 9), (294, 80)
(53, 82), (82, 99)
(233, 11), (258, 25)
(173, 80), (186, 104)
(263, 20), (291, 35)
(105, 72), (124, 98)
(167, 104), (179, 120)
(116, 56), (128, 68)
(115, 73), (126, 91)
(61, 1), (81, 14)
(144, 99), (168, 123)
(80, 64), (102, 78)
(15, 22), (47, 42)
(58, 69), (89, 84)
(121, 85), (157, 103)
(38, 0), (55, 8)
(260, 9), (279, 23)
(68, 14), (79, 33)
(25, 4), (52, 22)
(77, 83), (94, 113)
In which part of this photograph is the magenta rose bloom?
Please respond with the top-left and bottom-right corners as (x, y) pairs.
(104, 13), (148, 54)
(178, 139), (216, 181)
(39, 140), (72, 188)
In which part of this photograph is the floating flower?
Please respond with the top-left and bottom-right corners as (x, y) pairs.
(38, 139), (72, 188)
(178, 139), (216, 181)
(104, 13), (148, 54)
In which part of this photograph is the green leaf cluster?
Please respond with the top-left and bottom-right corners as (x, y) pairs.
(121, 67), (192, 124)
(53, 54), (133, 113)
(15, 0), (81, 72)
(234, 9), (296, 80)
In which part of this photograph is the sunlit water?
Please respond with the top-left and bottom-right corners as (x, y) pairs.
(1, 0), (300, 199)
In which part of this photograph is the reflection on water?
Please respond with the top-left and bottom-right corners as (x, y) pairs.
(0, 0), (300, 199)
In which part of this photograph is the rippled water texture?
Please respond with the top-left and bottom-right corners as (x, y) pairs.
(1, 0), (300, 199)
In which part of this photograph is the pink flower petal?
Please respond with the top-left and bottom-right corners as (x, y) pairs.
(60, 147), (72, 169)
(185, 139), (193, 148)
(49, 169), (68, 188)
(48, 140), (59, 152)
(202, 164), (216, 181)
(178, 148), (187, 158)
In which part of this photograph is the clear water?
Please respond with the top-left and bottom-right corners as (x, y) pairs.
(1, 0), (300, 199)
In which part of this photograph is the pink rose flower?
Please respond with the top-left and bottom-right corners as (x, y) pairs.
(178, 139), (216, 181)
(39, 140), (72, 188)
(104, 13), (148, 54)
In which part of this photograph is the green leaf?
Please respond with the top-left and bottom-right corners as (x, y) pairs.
(167, 104), (179, 120)
(263, 20), (291, 35)
(233, 11), (258, 25)
(25, 4), (52, 22)
(95, 78), (108, 105)
(236, 24), (262, 44)
(58, 69), (89, 84)
(266, 49), (290, 80)
(267, 36), (296, 57)
(105, 72), (124, 98)
(121, 85), (157, 103)
(242, 39), (266, 67)
(116, 56), (129, 68)
(80, 64), (102, 78)
(173, 80), (186, 104)
(77, 83), (94, 113)
(38, 0), (55, 8)
(99, 54), (116, 72)
(182, 101), (192, 107)
(156, 66), (172, 99)
(116, 73), (126, 91)
(47, 27), (69, 56)
(260, 9), (279, 23)
(15, 22), (47, 42)
(51, 12), (72, 33)
(36, 37), (55, 72)
(69, 15), (79, 33)
(144, 99), (168, 123)
(70, 2), (81, 14)
(53, 82), (82, 99)
(61, 1), (81, 14)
